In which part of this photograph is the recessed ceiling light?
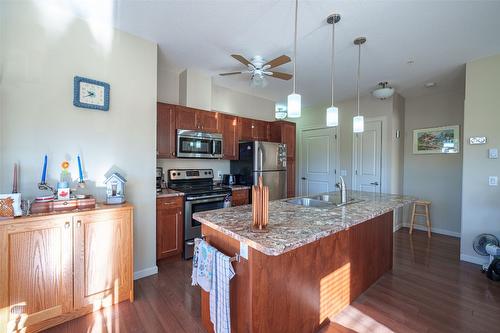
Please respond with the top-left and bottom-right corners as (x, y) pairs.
(425, 82), (436, 88)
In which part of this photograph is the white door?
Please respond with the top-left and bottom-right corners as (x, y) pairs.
(300, 127), (337, 196)
(353, 120), (382, 193)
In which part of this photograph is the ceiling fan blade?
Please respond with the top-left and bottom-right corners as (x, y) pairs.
(263, 55), (291, 69)
(231, 54), (252, 67)
(267, 71), (293, 80)
(219, 71), (243, 76)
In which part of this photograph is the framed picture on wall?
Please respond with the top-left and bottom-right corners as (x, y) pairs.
(413, 125), (460, 154)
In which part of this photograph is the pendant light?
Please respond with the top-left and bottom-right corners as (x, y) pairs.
(326, 14), (341, 127)
(353, 37), (366, 133)
(287, 0), (301, 118)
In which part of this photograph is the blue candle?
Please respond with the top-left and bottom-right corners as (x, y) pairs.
(77, 155), (84, 182)
(41, 154), (47, 183)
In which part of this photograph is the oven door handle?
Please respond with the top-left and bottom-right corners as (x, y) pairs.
(186, 194), (228, 203)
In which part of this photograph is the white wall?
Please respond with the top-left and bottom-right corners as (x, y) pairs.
(461, 54), (500, 265)
(0, 2), (158, 278)
(293, 94), (403, 195)
(403, 90), (464, 236)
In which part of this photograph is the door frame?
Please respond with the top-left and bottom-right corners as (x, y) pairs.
(298, 126), (339, 196)
(351, 117), (385, 193)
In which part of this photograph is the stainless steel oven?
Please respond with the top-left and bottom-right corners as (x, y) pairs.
(176, 129), (223, 159)
(184, 193), (227, 259)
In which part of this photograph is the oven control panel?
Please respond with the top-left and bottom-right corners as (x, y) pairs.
(168, 169), (213, 180)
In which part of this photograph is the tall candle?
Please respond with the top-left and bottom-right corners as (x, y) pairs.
(12, 163), (18, 193)
(77, 155), (84, 182)
(41, 154), (47, 184)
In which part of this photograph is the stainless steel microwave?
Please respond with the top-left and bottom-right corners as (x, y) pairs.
(176, 129), (223, 159)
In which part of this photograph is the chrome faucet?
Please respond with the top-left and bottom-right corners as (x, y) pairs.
(336, 176), (347, 204)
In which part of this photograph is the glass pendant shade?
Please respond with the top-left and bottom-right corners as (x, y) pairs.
(287, 93), (301, 118)
(326, 106), (338, 127)
(353, 115), (364, 133)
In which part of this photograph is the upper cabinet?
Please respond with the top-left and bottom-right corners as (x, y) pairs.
(238, 117), (269, 141)
(176, 106), (220, 133)
(221, 114), (238, 160)
(270, 121), (296, 159)
(157, 103), (177, 158)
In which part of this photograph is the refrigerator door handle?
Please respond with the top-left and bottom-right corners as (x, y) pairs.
(258, 146), (263, 171)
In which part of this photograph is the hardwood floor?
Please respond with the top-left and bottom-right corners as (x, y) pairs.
(46, 228), (500, 333)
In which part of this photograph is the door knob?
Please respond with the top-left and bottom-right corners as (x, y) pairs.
(301, 177), (307, 180)
(370, 182), (379, 186)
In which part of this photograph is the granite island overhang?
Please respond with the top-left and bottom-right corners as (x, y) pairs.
(193, 191), (415, 333)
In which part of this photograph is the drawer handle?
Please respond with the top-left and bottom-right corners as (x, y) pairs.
(163, 202), (175, 205)
(64, 222), (70, 229)
(62, 201), (68, 206)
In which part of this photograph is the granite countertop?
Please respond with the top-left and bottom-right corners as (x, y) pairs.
(193, 191), (416, 256)
(156, 188), (185, 198)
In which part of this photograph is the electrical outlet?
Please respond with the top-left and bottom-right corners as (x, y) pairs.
(217, 170), (222, 179)
(489, 176), (498, 186)
(240, 242), (248, 260)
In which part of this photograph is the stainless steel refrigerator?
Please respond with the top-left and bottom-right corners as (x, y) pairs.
(230, 141), (287, 200)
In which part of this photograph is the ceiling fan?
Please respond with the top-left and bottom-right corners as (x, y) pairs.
(219, 54), (292, 87)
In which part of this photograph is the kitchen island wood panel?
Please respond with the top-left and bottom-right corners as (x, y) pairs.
(200, 211), (393, 333)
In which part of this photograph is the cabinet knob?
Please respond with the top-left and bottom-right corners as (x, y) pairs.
(64, 222), (70, 229)
(171, 152), (175, 156)
(77, 220), (82, 227)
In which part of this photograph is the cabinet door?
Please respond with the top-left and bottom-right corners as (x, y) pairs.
(176, 106), (199, 130)
(268, 122), (282, 143)
(157, 198), (183, 260)
(253, 120), (270, 141)
(238, 117), (254, 141)
(232, 190), (249, 206)
(222, 114), (238, 160)
(282, 122), (296, 159)
(287, 158), (296, 198)
(0, 217), (73, 332)
(198, 110), (220, 133)
(157, 103), (177, 158)
(73, 209), (133, 310)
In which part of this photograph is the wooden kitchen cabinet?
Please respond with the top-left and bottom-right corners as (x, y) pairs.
(0, 216), (73, 332)
(238, 117), (269, 141)
(157, 102), (177, 158)
(231, 189), (249, 206)
(157, 196), (184, 260)
(221, 114), (238, 160)
(175, 106), (220, 133)
(73, 209), (133, 310)
(0, 205), (134, 333)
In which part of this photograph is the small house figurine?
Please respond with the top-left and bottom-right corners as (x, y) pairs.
(104, 173), (126, 204)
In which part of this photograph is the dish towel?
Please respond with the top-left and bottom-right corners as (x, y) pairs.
(209, 251), (235, 333)
(191, 238), (216, 292)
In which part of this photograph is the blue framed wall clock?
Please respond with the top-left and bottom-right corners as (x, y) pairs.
(73, 76), (110, 111)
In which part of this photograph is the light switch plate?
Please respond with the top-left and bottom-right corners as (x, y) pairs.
(488, 148), (498, 159)
(489, 176), (498, 186)
(240, 242), (249, 260)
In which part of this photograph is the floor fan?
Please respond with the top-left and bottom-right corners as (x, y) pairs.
(473, 233), (500, 280)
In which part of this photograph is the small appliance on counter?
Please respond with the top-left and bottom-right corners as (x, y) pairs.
(156, 167), (164, 193)
(221, 174), (238, 186)
(167, 168), (231, 259)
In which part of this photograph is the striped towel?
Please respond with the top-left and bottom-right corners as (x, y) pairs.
(191, 239), (215, 292)
(209, 251), (235, 333)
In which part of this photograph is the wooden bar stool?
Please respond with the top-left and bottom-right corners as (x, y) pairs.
(409, 200), (432, 238)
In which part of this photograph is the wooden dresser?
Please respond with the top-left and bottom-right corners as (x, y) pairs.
(0, 204), (134, 332)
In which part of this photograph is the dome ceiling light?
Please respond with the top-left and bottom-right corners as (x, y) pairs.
(372, 82), (395, 100)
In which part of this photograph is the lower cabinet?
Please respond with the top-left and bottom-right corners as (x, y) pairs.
(156, 196), (184, 260)
(232, 189), (250, 206)
(0, 205), (134, 333)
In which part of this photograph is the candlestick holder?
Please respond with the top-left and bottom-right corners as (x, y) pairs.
(38, 182), (57, 196)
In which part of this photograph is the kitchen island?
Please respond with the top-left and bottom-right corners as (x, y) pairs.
(193, 191), (414, 333)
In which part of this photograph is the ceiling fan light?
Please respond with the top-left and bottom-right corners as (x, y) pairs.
(275, 104), (287, 120)
(287, 93), (301, 118)
(353, 115), (364, 133)
(326, 106), (338, 127)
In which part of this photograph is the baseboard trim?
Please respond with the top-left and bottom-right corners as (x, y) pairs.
(402, 223), (461, 238)
(134, 265), (159, 280)
(460, 254), (487, 266)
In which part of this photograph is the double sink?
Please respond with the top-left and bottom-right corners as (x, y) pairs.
(286, 194), (363, 209)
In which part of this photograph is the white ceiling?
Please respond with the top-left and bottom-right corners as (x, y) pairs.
(107, 1), (500, 105)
